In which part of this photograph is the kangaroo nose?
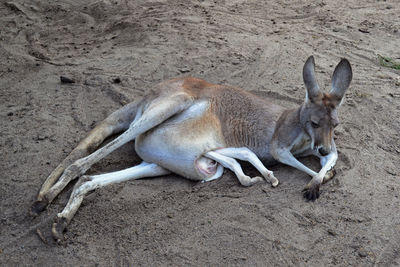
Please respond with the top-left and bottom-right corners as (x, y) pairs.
(318, 147), (330, 156)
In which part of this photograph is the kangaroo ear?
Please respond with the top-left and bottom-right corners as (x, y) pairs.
(330, 58), (352, 103)
(303, 56), (321, 102)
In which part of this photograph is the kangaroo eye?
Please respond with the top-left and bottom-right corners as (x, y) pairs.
(311, 121), (320, 128)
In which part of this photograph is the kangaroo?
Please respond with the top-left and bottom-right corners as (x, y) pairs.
(31, 56), (352, 242)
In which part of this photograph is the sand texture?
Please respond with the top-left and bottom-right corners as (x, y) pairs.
(1, 0), (399, 266)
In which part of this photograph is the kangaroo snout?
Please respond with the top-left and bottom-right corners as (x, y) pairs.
(318, 147), (330, 156)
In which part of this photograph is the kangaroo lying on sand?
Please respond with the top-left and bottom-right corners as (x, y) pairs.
(31, 56), (352, 242)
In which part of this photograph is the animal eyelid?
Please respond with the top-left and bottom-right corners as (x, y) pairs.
(311, 120), (320, 128)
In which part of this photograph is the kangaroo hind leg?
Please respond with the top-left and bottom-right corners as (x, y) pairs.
(31, 101), (141, 216)
(32, 94), (192, 215)
(52, 162), (170, 243)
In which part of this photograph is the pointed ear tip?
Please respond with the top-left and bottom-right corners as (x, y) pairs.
(340, 58), (351, 67)
(304, 56), (315, 71)
(307, 55), (315, 63)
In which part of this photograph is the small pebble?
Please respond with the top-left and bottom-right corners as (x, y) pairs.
(358, 28), (370, 33)
(394, 77), (400, 86)
(327, 229), (337, 236)
(358, 248), (368, 257)
(178, 67), (191, 73)
(60, 76), (75, 84)
(37, 135), (47, 140)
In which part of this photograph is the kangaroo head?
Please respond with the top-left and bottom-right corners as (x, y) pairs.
(300, 56), (352, 155)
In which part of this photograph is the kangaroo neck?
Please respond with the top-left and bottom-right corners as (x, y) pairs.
(273, 105), (307, 147)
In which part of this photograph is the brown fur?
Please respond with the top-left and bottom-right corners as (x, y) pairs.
(32, 57), (352, 240)
(164, 77), (285, 162)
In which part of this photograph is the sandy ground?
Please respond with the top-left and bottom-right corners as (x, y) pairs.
(1, 0), (400, 266)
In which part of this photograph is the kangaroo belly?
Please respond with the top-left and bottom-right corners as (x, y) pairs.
(135, 100), (225, 180)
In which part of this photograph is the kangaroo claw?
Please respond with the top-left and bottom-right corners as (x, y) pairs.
(302, 182), (320, 201)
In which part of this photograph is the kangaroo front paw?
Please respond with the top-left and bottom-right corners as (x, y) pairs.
(302, 182), (320, 201)
(52, 216), (68, 244)
(263, 171), (279, 187)
(271, 177), (279, 187)
(268, 174), (279, 187)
